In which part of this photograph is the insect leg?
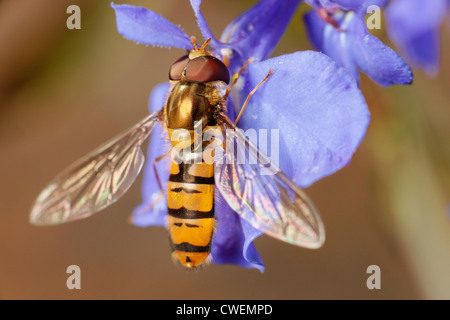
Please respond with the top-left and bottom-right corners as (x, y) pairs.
(153, 151), (171, 195)
(130, 150), (171, 220)
(223, 58), (254, 101)
(234, 70), (274, 125)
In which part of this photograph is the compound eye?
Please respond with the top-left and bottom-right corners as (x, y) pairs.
(169, 55), (190, 80)
(185, 56), (230, 84)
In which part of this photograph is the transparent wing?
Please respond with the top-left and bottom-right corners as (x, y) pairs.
(213, 114), (325, 248)
(30, 110), (162, 226)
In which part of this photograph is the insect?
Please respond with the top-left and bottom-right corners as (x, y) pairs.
(29, 38), (325, 269)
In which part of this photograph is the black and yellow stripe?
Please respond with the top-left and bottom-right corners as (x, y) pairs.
(167, 159), (215, 268)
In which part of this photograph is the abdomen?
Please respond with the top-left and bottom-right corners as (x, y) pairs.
(167, 158), (215, 268)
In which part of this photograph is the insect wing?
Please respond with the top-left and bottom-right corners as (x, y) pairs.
(214, 115), (325, 248)
(30, 111), (161, 226)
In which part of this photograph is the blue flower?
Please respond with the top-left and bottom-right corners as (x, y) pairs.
(304, 0), (413, 86)
(385, 0), (449, 76)
(112, 0), (370, 271)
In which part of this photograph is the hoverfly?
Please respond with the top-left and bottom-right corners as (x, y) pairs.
(29, 38), (325, 269)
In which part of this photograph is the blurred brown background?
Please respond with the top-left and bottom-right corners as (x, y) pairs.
(0, 0), (449, 300)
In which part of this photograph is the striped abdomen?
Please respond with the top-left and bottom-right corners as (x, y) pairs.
(168, 158), (215, 268)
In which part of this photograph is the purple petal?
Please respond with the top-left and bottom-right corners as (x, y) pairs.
(220, 0), (302, 65)
(306, 0), (388, 12)
(304, 10), (360, 81)
(132, 82), (171, 227)
(303, 9), (326, 51)
(346, 12), (413, 86)
(190, 0), (223, 50)
(304, 9), (361, 81)
(211, 194), (264, 272)
(191, 0), (302, 74)
(111, 3), (192, 49)
(237, 51), (370, 187)
(304, 10), (413, 86)
(333, 0), (388, 11)
(385, 0), (447, 75)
